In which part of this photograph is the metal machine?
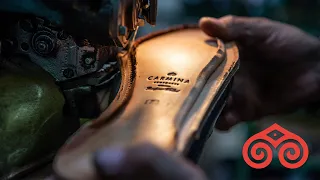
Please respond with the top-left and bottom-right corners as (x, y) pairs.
(0, 0), (157, 118)
(0, 1), (158, 179)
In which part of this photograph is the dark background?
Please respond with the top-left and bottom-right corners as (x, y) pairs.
(139, 0), (320, 35)
(139, 1), (320, 180)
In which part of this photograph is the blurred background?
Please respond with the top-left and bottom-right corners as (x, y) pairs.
(138, 0), (320, 180)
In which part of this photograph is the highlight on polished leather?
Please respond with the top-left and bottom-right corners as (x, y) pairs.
(52, 25), (240, 180)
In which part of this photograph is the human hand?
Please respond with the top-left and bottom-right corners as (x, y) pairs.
(199, 15), (320, 130)
(47, 143), (206, 180)
(93, 143), (207, 180)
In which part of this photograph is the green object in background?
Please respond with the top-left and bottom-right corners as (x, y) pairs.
(0, 60), (70, 177)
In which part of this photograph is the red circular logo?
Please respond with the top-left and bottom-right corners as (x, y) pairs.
(242, 123), (309, 169)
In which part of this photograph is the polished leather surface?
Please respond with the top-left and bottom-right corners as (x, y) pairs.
(53, 26), (239, 180)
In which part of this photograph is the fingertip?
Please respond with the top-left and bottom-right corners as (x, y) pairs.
(215, 112), (239, 131)
(199, 17), (218, 33)
(199, 17), (228, 40)
(215, 120), (232, 131)
(94, 147), (126, 176)
(199, 17), (216, 27)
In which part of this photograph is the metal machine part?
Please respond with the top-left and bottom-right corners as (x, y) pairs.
(46, 0), (157, 47)
(0, 0), (158, 82)
(0, 0), (157, 47)
(114, 0), (158, 47)
(0, 16), (121, 119)
(4, 17), (118, 82)
(0, 0), (157, 119)
(0, 0), (160, 121)
(32, 0), (157, 47)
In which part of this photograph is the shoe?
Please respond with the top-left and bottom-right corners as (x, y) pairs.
(52, 25), (240, 180)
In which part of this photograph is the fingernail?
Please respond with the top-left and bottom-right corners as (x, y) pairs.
(200, 17), (214, 23)
(95, 147), (126, 175)
(200, 16), (211, 21)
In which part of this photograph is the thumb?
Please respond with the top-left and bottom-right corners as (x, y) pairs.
(215, 111), (241, 131)
(199, 15), (273, 44)
(199, 17), (230, 41)
(94, 143), (207, 180)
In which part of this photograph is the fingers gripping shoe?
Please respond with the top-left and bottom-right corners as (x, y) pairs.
(53, 25), (239, 180)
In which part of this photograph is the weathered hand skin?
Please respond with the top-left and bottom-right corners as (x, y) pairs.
(0, 57), (67, 177)
(199, 16), (320, 130)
